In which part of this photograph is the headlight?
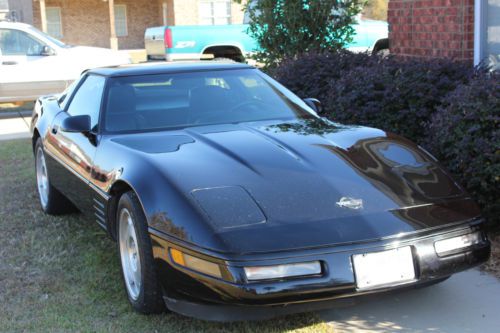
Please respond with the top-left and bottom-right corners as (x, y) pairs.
(244, 261), (322, 281)
(434, 232), (482, 256)
(170, 248), (222, 278)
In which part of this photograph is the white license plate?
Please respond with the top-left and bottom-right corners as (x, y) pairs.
(353, 246), (416, 290)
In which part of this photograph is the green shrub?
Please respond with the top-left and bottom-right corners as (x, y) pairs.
(243, 0), (364, 67)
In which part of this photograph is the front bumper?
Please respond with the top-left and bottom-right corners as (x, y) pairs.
(150, 220), (490, 321)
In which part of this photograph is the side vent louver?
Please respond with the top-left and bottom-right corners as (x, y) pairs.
(93, 197), (106, 229)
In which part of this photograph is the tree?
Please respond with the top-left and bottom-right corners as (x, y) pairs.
(239, 0), (365, 67)
(362, 0), (388, 21)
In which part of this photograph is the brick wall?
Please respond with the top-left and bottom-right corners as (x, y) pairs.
(31, 0), (247, 49)
(116, 0), (162, 49)
(33, 0), (162, 49)
(173, 0), (246, 25)
(172, 0), (199, 25)
(388, 0), (475, 61)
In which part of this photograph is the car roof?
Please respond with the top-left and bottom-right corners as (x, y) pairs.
(88, 62), (254, 77)
(0, 21), (34, 30)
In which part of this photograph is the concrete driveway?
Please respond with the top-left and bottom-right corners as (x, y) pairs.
(321, 269), (500, 333)
(0, 114), (31, 141)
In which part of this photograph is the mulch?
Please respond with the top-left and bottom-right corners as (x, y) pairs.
(482, 231), (500, 279)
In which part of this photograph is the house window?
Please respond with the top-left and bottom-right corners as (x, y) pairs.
(475, 0), (500, 70)
(199, 0), (231, 25)
(46, 7), (62, 38)
(114, 4), (128, 37)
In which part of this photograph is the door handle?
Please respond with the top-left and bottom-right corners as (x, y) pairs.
(51, 126), (58, 134)
(1, 61), (18, 65)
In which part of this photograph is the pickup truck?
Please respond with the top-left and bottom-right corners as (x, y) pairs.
(145, 17), (388, 62)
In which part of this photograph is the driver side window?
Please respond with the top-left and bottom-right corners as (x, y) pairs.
(58, 79), (81, 110)
(67, 75), (106, 131)
(0, 29), (45, 56)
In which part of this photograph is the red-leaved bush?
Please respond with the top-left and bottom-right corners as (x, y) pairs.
(427, 73), (500, 224)
(272, 52), (499, 224)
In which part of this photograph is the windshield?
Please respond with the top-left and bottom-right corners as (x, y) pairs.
(103, 68), (317, 133)
(27, 26), (68, 48)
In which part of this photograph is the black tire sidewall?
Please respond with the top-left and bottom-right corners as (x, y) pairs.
(35, 138), (51, 213)
(116, 191), (164, 313)
(34, 138), (77, 215)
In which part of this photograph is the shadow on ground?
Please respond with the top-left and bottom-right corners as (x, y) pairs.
(320, 270), (500, 333)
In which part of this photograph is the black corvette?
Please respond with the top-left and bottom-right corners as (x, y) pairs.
(31, 62), (490, 321)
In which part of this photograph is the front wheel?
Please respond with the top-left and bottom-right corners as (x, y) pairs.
(35, 138), (74, 215)
(117, 191), (165, 314)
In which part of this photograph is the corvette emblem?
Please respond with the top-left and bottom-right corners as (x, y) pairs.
(336, 197), (364, 210)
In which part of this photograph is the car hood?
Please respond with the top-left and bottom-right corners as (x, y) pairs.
(111, 119), (480, 254)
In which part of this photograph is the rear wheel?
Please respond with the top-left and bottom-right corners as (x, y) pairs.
(35, 138), (74, 215)
(212, 57), (236, 62)
(373, 38), (390, 57)
(117, 191), (165, 314)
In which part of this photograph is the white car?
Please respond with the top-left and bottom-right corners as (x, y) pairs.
(0, 22), (131, 103)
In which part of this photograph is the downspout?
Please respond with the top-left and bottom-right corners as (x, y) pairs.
(473, 0), (484, 66)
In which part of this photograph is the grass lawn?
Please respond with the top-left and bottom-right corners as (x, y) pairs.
(0, 139), (333, 333)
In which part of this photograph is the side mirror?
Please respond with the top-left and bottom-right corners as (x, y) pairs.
(41, 45), (55, 56)
(303, 98), (323, 114)
(61, 115), (91, 133)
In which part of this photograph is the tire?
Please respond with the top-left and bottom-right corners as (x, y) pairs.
(117, 191), (165, 314)
(212, 57), (236, 62)
(34, 138), (75, 215)
(376, 49), (390, 57)
(373, 38), (390, 57)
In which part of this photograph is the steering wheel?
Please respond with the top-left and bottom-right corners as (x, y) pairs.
(192, 100), (269, 125)
(192, 111), (225, 125)
(228, 99), (268, 113)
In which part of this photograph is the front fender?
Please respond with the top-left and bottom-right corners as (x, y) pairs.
(31, 97), (63, 151)
(93, 136), (228, 252)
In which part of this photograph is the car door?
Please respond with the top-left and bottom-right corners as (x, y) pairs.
(0, 27), (67, 102)
(44, 74), (106, 215)
(0, 28), (45, 66)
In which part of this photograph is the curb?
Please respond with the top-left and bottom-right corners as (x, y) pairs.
(0, 132), (31, 141)
(0, 110), (32, 120)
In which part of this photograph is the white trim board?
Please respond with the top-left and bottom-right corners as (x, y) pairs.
(474, 0), (484, 66)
